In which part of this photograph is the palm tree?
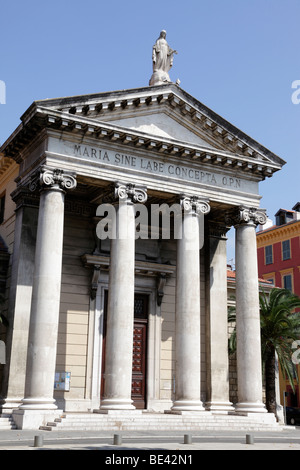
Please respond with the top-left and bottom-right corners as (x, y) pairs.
(228, 305), (237, 356)
(228, 288), (300, 415)
(260, 288), (300, 414)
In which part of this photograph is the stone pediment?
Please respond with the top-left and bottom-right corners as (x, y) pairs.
(104, 112), (217, 150)
(1, 83), (285, 180)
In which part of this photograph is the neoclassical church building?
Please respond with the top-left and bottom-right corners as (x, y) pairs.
(0, 33), (285, 429)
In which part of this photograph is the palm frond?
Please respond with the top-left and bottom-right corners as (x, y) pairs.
(229, 287), (300, 406)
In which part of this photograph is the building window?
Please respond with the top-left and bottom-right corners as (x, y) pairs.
(276, 211), (294, 226)
(0, 194), (5, 224)
(282, 240), (291, 260)
(265, 245), (273, 265)
(283, 274), (293, 292)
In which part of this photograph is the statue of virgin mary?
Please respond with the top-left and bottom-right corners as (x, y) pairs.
(149, 31), (177, 86)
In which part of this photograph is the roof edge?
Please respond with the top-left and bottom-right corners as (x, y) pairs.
(1, 83), (286, 170)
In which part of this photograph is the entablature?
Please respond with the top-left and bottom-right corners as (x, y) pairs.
(1, 84), (285, 183)
(3, 105), (280, 181)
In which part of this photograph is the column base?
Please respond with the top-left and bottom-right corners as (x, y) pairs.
(235, 402), (267, 414)
(205, 401), (235, 414)
(12, 409), (63, 429)
(170, 400), (205, 412)
(100, 398), (136, 411)
(1, 397), (23, 413)
(18, 397), (58, 410)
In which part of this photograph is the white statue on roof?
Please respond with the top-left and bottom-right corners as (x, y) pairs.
(149, 30), (177, 86)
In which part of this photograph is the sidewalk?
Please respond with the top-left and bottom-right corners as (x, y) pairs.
(0, 427), (299, 450)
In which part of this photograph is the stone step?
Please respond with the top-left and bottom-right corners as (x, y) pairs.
(41, 423), (280, 432)
(0, 415), (17, 430)
(47, 415), (279, 424)
(40, 412), (281, 432)
(57, 412), (273, 420)
(41, 426), (276, 432)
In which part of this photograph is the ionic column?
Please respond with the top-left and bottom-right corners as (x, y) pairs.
(19, 167), (76, 410)
(172, 196), (210, 412)
(231, 206), (267, 414)
(1, 189), (39, 412)
(205, 222), (234, 413)
(100, 183), (147, 410)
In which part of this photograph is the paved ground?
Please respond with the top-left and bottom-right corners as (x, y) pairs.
(0, 426), (300, 451)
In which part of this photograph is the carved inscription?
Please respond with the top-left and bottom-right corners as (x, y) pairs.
(72, 144), (242, 189)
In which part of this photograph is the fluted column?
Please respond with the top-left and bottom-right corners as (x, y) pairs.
(172, 196), (210, 412)
(20, 167), (76, 410)
(100, 183), (147, 410)
(230, 206), (267, 414)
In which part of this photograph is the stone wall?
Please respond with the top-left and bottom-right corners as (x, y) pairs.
(52, 218), (237, 411)
(55, 213), (94, 408)
(0, 162), (18, 399)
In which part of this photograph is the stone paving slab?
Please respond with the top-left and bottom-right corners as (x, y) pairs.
(0, 428), (299, 451)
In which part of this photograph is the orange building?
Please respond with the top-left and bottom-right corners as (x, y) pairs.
(257, 203), (300, 407)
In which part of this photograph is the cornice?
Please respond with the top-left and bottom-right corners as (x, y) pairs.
(0, 85), (285, 178)
(257, 220), (300, 246)
(28, 84), (285, 165)
(0, 154), (17, 178)
(1, 103), (282, 181)
(82, 253), (176, 276)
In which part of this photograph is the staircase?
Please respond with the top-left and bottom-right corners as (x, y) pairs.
(0, 414), (17, 430)
(40, 411), (283, 432)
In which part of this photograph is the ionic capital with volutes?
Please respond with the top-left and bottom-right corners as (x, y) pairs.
(225, 205), (267, 227)
(179, 195), (210, 215)
(29, 166), (77, 193)
(114, 182), (148, 204)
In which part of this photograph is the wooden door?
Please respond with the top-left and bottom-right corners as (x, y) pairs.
(101, 292), (148, 409)
(132, 294), (148, 409)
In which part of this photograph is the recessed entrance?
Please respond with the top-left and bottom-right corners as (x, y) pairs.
(101, 292), (148, 409)
(132, 294), (148, 409)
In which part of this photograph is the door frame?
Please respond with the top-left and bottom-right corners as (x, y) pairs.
(131, 282), (162, 411)
(100, 291), (150, 409)
(86, 272), (164, 411)
(95, 276), (161, 410)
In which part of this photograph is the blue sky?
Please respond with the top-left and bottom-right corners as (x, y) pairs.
(0, 0), (299, 261)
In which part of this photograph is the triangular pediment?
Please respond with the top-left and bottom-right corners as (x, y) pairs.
(105, 111), (218, 150)
(2, 83), (286, 177)
(31, 84), (285, 167)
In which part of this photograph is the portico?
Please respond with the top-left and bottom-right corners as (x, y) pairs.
(0, 74), (285, 428)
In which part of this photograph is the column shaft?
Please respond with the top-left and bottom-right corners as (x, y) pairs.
(172, 197), (209, 411)
(234, 208), (267, 414)
(1, 203), (38, 411)
(101, 183), (147, 410)
(20, 168), (76, 410)
(205, 224), (233, 412)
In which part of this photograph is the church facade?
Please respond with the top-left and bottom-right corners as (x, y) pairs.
(0, 79), (285, 428)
